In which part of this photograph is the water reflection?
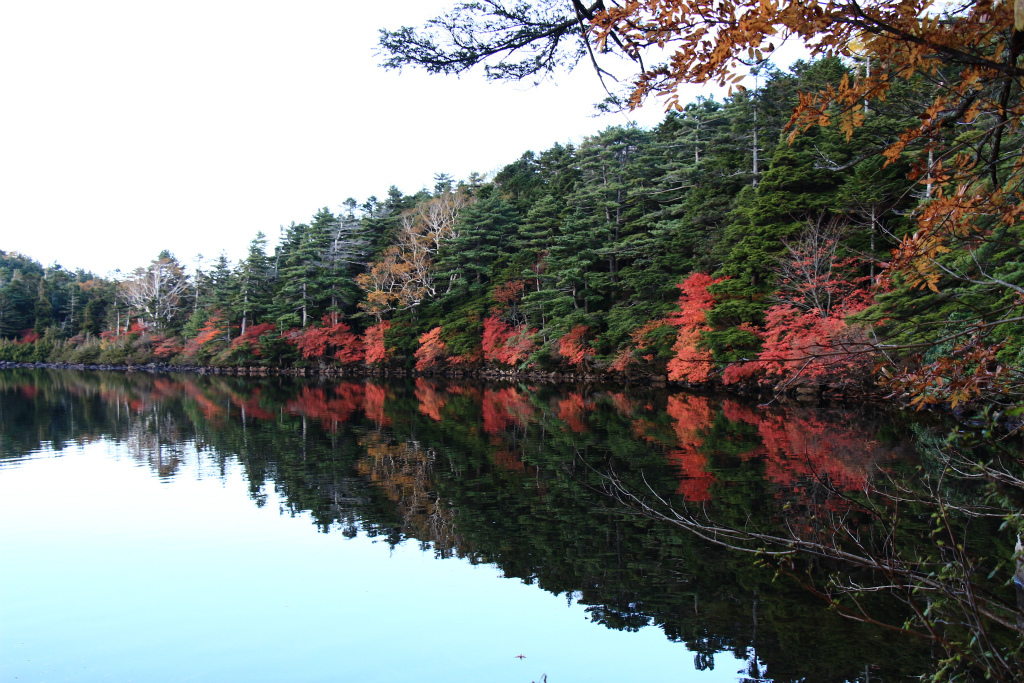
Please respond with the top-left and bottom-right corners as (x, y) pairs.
(0, 369), (940, 681)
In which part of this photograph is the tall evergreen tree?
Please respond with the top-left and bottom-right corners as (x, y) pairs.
(234, 233), (272, 336)
(273, 221), (329, 328)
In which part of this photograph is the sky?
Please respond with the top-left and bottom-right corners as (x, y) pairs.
(0, 1), (765, 277)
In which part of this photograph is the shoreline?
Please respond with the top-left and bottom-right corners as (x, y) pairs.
(4, 360), (1014, 429)
(0, 359), (888, 403)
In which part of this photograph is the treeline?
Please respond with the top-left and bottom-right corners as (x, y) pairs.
(0, 251), (115, 343)
(3, 57), (1022, 394)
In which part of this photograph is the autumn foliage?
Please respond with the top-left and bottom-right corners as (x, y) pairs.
(414, 377), (446, 420)
(481, 315), (537, 366)
(414, 327), (447, 371)
(666, 273), (724, 383)
(481, 387), (535, 435)
(587, 0), (1024, 405)
(748, 304), (873, 386)
(665, 394), (716, 501)
(229, 323), (277, 359)
(356, 188), (473, 317)
(492, 279), (525, 308)
(727, 232), (876, 387)
(182, 312), (228, 357)
(659, 239), (877, 388)
(362, 321), (390, 365)
(609, 320), (672, 373)
(556, 325), (591, 368)
(295, 315), (364, 364)
(152, 335), (183, 359)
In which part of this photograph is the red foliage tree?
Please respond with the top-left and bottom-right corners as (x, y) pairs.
(501, 328), (537, 365)
(294, 324), (331, 359)
(482, 315), (537, 366)
(724, 233), (876, 387)
(229, 322), (276, 359)
(295, 316), (364, 365)
(750, 305), (874, 386)
(482, 315), (511, 361)
(362, 321), (390, 365)
(610, 320), (671, 373)
(556, 325), (591, 368)
(448, 348), (482, 365)
(414, 327), (447, 371)
(182, 311), (228, 357)
(492, 279), (525, 309)
(666, 273), (726, 383)
(152, 335), (183, 359)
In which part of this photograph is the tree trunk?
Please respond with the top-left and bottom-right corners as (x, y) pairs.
(241, 292), (248, 336)
(301, 283), (308, 328)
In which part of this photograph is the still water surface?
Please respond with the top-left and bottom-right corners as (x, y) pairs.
(0, 370), (941, 682)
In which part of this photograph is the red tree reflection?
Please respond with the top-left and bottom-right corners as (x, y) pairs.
(665, 395), (718, 501)
(482, 387), (535, 435)
(286, 384), (366, 429)
(363, 383), (390, 426)
(557, 392), (589, 433)
(415, 378), (446, 421)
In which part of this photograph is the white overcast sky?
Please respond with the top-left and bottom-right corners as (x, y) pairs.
(0, 1), (760, 276)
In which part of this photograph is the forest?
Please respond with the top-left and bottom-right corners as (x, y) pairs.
(2, 52), (1020, 407)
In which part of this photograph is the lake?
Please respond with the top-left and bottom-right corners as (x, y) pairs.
(0, 369), (941, 682)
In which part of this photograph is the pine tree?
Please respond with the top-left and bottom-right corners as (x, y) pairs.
(273, 220), (329, 328)
(436, 189), (518, 288)
(234, 232), (272, 337)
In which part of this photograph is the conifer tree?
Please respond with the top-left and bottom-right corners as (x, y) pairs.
(234, 232), (272, 337)
(274, 221), (328, 328)
(437, 189), (518, 288)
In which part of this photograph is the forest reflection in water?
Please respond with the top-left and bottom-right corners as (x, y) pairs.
(0, 369), (950, 681)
